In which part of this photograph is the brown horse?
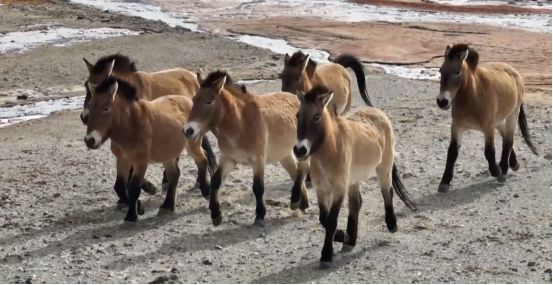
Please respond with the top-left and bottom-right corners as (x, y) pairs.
(281, 51), (372, 115)
(293, 86), (416, 268)
(83, 76), (213, 223)
(81, 54), (216, 198)
(436, 44), (538, 193)
(183, 71), (310, 227)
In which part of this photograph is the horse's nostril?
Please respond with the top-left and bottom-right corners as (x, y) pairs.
(184, 128), (194, 137)
(293, 145), (307, 158)
(84, 137), (94, 147)
(437, 98), (449, 108)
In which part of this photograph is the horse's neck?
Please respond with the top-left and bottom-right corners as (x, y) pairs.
(110, 99), (141, 145)
(455, 68), (479, 104)
(215, 89), (251, 138)
(313, 111), (340, 163)
(301, 71), (313, 91)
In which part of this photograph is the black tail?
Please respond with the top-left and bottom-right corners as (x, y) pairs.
(518, 104), (539, 156)
(201, 136), (218, 176)
(333, 54), (372, 107)
(392, 164), (417, 212)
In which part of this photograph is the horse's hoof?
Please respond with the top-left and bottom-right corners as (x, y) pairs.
(489, 167), (500, 177)
(158, 207), (175, 216)
(290, 201), (300, 211)
(124, 216), (137, 224)
(161, 183), (169, 193)
(497, 174), (507, 183)
(437, 183), (450, 193)
(341, 244), (354, 253)
(386, 222), (397, 233)
(212, 214), (223, 227)
(253, 218), (265, 228)
(305, 181), (313, 189)
(319, 261), (333, 270)
(137, 203), (145, 216)
(510, 162), (520, 171)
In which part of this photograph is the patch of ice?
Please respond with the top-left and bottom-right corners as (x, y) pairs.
(234, 35), (330, 62)
(0, 27), (140, 54)
(70, 0), (200, 32)
(0, 96), (84, 128)
(431, 0), (551, 9)
(370, 64), (440, 81)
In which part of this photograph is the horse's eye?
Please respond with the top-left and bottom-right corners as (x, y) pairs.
(314, 114), (321, 123)
(206, 100), (214, 105)
(455, 70), (461, 76)
(102, 106), (110, 112)
(295, 76), (301, 82)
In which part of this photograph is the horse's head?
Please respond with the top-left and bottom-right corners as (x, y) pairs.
(81, 54), (137, 124)
(293, 85), (333, 161)
(184, 71), (229, 140)
(281, 51), (310, 95)
(438, 44), (478, 110)
(83, 77), (130, 150)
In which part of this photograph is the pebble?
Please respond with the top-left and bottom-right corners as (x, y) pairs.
(214, 245), (223, 250)
(202, 258), (212, 265)
(527, 261), (537, 267)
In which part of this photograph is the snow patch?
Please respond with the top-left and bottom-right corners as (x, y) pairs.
(0, 96), (84, 128)
(0, 27), (140, 53)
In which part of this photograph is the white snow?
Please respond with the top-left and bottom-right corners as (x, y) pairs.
(0, 96), (84, 128)
(0, 27), (140, 54)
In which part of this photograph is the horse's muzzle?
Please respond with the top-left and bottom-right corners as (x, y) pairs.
(436, 98), (451, 110)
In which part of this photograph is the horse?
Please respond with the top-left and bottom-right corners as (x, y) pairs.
(183, 71), (310, 227)
(83, 76), (215, 223)
(81, 54), (216, 198)
(281, 51), (373, 115)
(436, 44), (538, 193)
(293, 86), (417, 268)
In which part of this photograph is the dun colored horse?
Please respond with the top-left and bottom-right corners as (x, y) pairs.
(436, 44), (538, 193)
(281, 51), (373, 115)
(183, 71), (310, 227)
(293, 86), (416, 268)
(83, 77), (215, 223)
(81, 54), (216, 197)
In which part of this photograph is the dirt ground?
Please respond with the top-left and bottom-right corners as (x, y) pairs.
(0, 1), (551, 283)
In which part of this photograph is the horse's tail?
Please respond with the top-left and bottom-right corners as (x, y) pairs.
(333, 54), (372, 107)
(392, 163), (417, 212)
(201, 136), (218, 176)
(518, 103), (539, 156)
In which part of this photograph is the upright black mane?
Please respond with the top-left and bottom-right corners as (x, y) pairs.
(202, 70), (247, 93)
(448, 44), (479, 70)
(304, 85), (331, 103)
(288, 51), (317, 75)
(94, 77), (138, 101)
(91, 54), (138, 74)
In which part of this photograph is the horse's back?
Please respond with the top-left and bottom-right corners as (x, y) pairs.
(149, 95), (192, 125)
(314, 63), (351, 113)
(478, 62), (523, 116)
(141, 68), (199, 99)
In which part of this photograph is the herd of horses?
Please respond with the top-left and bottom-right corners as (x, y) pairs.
(79, 43), (538, 268)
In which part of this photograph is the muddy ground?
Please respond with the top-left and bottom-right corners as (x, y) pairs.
(0, 0), (551, 283)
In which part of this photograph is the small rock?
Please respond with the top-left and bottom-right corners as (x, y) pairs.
(544, 268), (552, 274)
(214, 245), (223, 250)
(170, 268), (178, 273)
(149, 276), (169, 284)
(17, 94), (28, 100)
(527, 261), (537, 267)
(202, 258), (212, 265)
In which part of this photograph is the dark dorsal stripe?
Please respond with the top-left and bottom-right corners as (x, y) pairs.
(448, 44), (479, 70)
(202, 70), (247, 94)
(304, 85), (331, 103)
(91, 54), (138, 74)
(94, 76), (138, 101)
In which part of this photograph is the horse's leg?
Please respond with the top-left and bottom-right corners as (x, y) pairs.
(115, 157), (132, 210)
(159, 158), (180, 215)
(377, 163), (396, 232)
(509, 149), (520, 171)
(334, 183), (362, 252)
(498, 113), (518, 182)
(438, 126), (464, 193)
(252, 161), (267, 227)
(209, 156), (235, 226)
(187, 139), (210, 198)
(484, 128), (501, 178)
(124, 163), (148, 223)
(279, 153), (309, 211)
(319, 190), (344, 269)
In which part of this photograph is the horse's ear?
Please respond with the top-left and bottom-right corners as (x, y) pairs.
(296, 90), (305, 103)
(284, 53), (290, 64)
(444, 45), (451, 57)
(460, 49), (469, 62)
(100, 59), (115, 77)
(83, 58), (94, 73)
(110, 81), (119, 101)
(213, 75), (226, 93)
(196, 72), (203, 85)
(301, 54), (310, 71)
(318, 91), (333, 109)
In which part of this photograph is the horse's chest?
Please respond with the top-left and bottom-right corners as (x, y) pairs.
(220, 139), (257, 165)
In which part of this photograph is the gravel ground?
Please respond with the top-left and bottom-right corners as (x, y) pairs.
(0, 1), (551, 283)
